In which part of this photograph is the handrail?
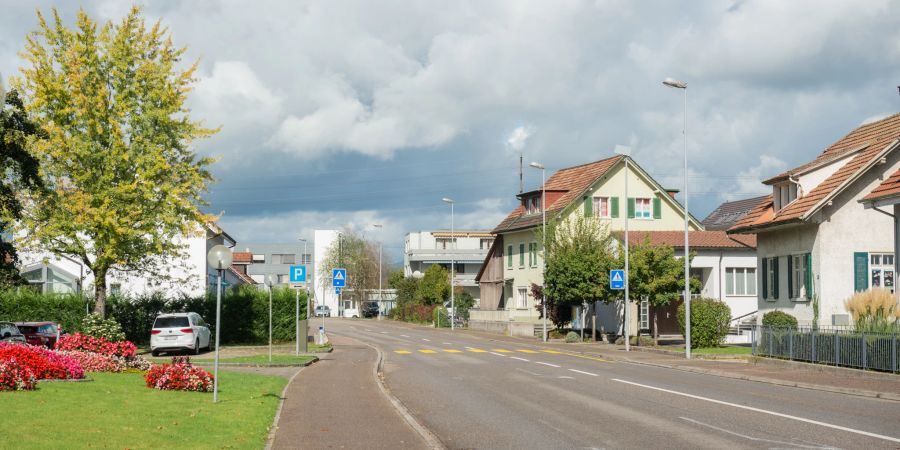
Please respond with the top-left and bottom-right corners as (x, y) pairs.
(729, 310), (758, 324)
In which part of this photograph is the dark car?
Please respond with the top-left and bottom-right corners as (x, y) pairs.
(361, 302), (380, 318)
(14, 322), (61, 348)
(0, 322), (26, 344)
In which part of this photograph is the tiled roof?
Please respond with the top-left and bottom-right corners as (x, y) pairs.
(492, 155), (624, 233)
(229, 267), (256, 285)
(861, 167), (900, 203)
(615, 230), (756, 249)
(232, 252), (252, 263)
(431, 230), (494, 238)
(701, 196), (768, 231)
(730, 113), (900, 233)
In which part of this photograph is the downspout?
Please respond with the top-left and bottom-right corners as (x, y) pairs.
(719, 251), (724, 301)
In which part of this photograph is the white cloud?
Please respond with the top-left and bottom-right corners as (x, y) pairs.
(505, 126), (533, 153)
(726, 154), (787, 201)
(191, 61), (282, 130)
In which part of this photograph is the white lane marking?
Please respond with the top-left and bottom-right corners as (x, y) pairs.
(443, 342), (452, 345)
(422, 338), (430, 342)
(365, 329), (372, 332)
(380, 331), (388, 334)
(679, 417), (826, 449)
(489, 352), (507, 357)
(569, 369), (598, 377)
(400, 335), (410, 338)
(536, 362), (560, 368)
(510, 356), (530, 362)
(558, 376), (575, 380)
(612, 379), (900, 444)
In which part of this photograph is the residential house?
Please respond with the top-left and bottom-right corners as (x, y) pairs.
(404, 230), (494, 305)
(230, 243), (313, 286)
(729, 113), (900, 326)
(475, 154), (703, 336)
(702, 196), (768, 231)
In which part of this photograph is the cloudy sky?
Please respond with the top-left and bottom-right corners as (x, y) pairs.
(2, 1), (900, 264)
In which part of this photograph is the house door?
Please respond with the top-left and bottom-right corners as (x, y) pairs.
(652, 299), (682, 336)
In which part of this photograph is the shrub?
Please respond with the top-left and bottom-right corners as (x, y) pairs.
(56, 333), (137, 358)
(81, 314), (126, 342)
(565, 331), (580, 343)
(145, 357), (214, 392)
(762, 310), (798, 330)
(0, 343), (84, 380)
(614, 335), (655, 346)
(0, 358), (37, 391)
(844, 288), (900, 333)
(0, 289), (88, 334)
(59, 351), (124, 372)
(433, 306), (450, 328)
(677, 298), (731, 348)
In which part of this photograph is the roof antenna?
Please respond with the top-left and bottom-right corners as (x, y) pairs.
(519, 152), (523, 194)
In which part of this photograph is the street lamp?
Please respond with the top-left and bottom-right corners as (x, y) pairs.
(266, 274), (275, 363)
(529, 162), (548, 342)
(206, 245), (233, 403)
(297, 238), (308, 355)
(442, 197), (455, 330)
(373, 224), (383, 319)
(663, 76), (691, 359)
(614, 146), (631, 351)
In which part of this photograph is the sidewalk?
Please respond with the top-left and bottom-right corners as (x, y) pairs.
(271, 334), (429, 449)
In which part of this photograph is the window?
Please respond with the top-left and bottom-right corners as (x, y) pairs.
(277, 274), (290, 283)
(634, 198), (652, 219)
(272, 254), (295, 264)
(639, 298), (649, 330)
(516, 287), (528, 309)
(519, 243), (525, 267)
(301, 253), (313, 265)
(870, 252), (895, 292)
(529, 242), (538, 267)
(773, 182), (799, 212)
(593, 197), (610, 218)
(788, 254), (812, 300)
(480, 238), (494, 250)
(436, 238), (451, 249)
(507, 245), (513, 268)
(762, 256), (779, 300)
(110, 283), (122, 297)
(526, 197), (542, 214)
(250, 274), (265, 284)
(252, 254), (265, 263)
(725, 268), (756, 296)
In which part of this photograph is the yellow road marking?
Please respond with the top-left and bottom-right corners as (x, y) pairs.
(467, 348), (487, 353)
(491, 349), (512, 353)
(516, 349), (539, 354)
(541, 349), (562, 354)
(444, 349), (462, 353)
(419, 349), (437, 354)
(394, 350), (411, 355)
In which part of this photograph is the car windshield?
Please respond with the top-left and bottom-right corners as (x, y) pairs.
(153, 317), (190, 328)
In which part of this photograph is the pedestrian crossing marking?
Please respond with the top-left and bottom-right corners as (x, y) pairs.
(491, 349), (512, 353)
(516, 349), (539, 354)
(443, 349), (462, 353)
(467, 348), (487, 353)
(418, 349), (437, 354)
(394, 350), (411, 354)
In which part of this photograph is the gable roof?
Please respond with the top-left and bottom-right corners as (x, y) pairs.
(614, 230), (756, 249)
(229, 267), (256, 285)
(701, 196), (768, 231)
(730, 113), (900, 234)
(861, 167), (900, 206)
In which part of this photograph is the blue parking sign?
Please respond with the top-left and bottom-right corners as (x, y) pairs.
(610, 269), (625, 290)
(332, 268), (346, 287)
(289, 265), (307, 283)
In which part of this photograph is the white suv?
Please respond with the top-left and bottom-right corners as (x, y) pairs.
(150, 312), (211, 357)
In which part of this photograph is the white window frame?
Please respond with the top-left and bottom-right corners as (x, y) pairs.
(765, 257), (777, 301)
(635, 198), (652, 219)
(516, 286), (528, 309)
(725, 267), (756, 296)
(529, 242), (538, 268)
(639, 298), (649, 330)
(593, 196), (610, 218)
(791, 254), (807, 300)
(870, 252), (895, 291)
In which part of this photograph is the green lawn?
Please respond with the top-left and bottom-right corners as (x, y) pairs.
(0, 371), (287, 449)
(670, 345), (752, 355)
(194, 354), (316, 365)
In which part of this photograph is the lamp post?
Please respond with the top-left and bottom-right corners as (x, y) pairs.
(267, 274), (274, 363)
(442, 198), (455, 330)
(529, 162), (548, 342)
(373, 224), (383, 318)
(614, 146), (631, 351)
(206, 245), (233, 403)
(663, 77), (691, 359)
(297, 238), (308, 355)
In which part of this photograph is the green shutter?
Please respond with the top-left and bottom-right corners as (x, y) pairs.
(787, 255), (793, 298)
(853, 252), (868, 292)
(627, 198), (635, 218)
(772, 257), (780, 299)
(805, 253), (813, 299)
(761, 258), (768, 300)
(519, 243), (525, 267)
(507, 245), (513, 268)
(610, 197), (619, 218)
(652, 198), (662, 219)
(583, 197), (592, 217)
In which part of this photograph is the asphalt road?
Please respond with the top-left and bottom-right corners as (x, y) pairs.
(325, 318), (900, 450)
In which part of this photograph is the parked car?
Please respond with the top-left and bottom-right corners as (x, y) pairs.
(342, 307), (360, 318)
(361, 302), (380, 318)
(314, 305), (331, 317)
(150, 312), (211, 357)
(0, 322), (26, 344)
(13, 322), (61, 348)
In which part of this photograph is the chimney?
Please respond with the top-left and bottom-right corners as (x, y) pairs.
(665, 189), (679, 199)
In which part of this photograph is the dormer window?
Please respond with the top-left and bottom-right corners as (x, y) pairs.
(525, 196), (542, 214)
(773, 181), (799, 212)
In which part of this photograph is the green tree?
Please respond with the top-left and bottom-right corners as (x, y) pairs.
(453, 287), (475, 319)
(0, 89), (43, 288)
(417, 264), (449, 305)
(539, 216), (616, 308)
(625, 238), (700, 307)
(318, 230), (379, 305)
(14, 8), (216, 314)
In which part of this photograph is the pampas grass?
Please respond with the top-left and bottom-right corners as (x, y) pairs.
(844, 288), (900, 333)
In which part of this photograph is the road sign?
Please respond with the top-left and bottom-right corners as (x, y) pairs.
(335, 287), (342, 295)
(332, 268), (346, 287)
(610, 269), (625, 290)
(289, 265), (307, 283)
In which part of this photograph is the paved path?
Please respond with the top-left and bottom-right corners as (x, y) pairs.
(271, 333), (427, 449)
(329, 318), (900, 449)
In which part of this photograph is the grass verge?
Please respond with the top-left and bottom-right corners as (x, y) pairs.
(193, 355), (317, 365)
(0, 371), (286, 449)
(670, 345), (752, 355)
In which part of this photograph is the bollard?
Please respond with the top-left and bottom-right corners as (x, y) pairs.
(592, 316), (596, 342)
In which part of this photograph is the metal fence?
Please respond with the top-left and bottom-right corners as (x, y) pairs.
(752, 325), (899, 373)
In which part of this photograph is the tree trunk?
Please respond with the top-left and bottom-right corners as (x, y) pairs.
(93, 267), (108, 316)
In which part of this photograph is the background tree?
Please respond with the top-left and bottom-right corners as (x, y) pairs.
(15, 8), (216, 313)
(417, 264), (449, 305)
(318, 229), (379, 305)
(531, 283), (572, 330)
(538, 216), (616, 308)
(623, 238), (701, 307)
(0, 89), (43, 288)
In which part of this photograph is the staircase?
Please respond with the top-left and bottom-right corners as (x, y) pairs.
(726, 311), (757, 344)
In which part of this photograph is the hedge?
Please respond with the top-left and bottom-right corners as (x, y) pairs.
(677, 297), (731, 348)
(0, 289), (89, 334)
(761, 310), (798, 330)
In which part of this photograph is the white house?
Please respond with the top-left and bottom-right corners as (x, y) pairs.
(404, 230), (494, 306)
(730, 113), (900, 326)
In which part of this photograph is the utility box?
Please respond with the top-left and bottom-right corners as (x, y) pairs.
(832, 314), (850, 326)
(299, 319), (308, 353)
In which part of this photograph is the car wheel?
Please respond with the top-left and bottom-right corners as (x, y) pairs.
(151, 350), (159, 357)
(194, 339), (201, 355)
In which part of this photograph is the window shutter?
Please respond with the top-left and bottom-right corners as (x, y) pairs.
(761, 258), (768, 300)
(805, 253), (813, 299)
(853, 252), (868, 292)
(787, 255), (793, 299)
(610, 197), (620, 218)
(772, 257), (780, 299)
(652, 198), (662, 219)
(583, 196), (592, 217)
(627, 198), (635, 218)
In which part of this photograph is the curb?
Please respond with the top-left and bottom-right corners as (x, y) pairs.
(195, 357), (318, 368)
(264, 363), (308, 450)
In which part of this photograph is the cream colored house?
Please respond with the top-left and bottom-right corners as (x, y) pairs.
(475, 154), (702, 335)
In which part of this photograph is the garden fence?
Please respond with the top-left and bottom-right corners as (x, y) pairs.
(752, 325), (899, 373)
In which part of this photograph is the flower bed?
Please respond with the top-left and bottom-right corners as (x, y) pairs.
(0, 358), (37, 391)
(55, 333), (137, 358)
(145, 357), (214, 392)
(0, 343), (84, 380)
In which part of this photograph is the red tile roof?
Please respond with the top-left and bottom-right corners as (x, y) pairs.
(232, 252), (252, 264)
(229, 267), (256, 285)
(615, 230), (756, 249)
(861, 167), (900, 203)
(731, 113), (900, 233)
(492, 155), (624, 233)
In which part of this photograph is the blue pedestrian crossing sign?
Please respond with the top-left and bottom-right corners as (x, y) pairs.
(610, 269), (625, 290)
(335, 287), (342, 295)
(289, 265), (307, 283)
(332, 268), (347, 287)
